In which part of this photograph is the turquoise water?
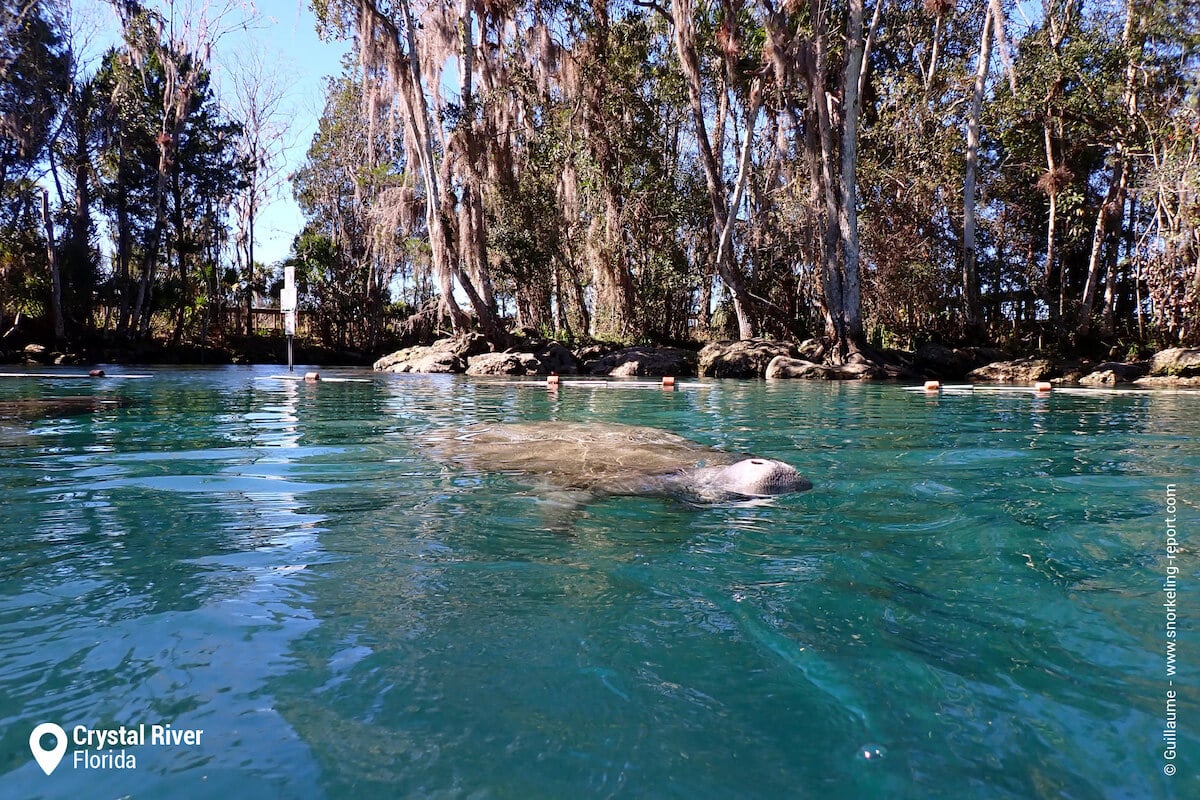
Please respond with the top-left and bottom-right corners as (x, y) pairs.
(1, 366), (1197, 799)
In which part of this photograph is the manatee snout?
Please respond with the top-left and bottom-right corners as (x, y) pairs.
(688, 457), (812, 500)
(721, 458), (813, 496)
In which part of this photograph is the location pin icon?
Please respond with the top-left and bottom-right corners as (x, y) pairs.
(29, 723), (67, 775)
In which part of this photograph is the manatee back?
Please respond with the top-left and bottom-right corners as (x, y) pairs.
(422, 421), (740, 493)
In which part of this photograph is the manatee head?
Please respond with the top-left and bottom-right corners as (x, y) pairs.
(684, 457), (812, 501)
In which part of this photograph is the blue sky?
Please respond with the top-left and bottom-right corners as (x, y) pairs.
(218, 0), (352, 265)
(71, 0), (351, 266)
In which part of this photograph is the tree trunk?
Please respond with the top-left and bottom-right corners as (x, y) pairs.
(988, 0), (1018, 94)
(809, 20), (844, 345)
(455, 0), (499, 320)
(713, 79), (764, 315)
(838, 0), (866, 348)
(1042, 123), (1061, 326)
(243, 173), (257, 336)
(403, 0), (466, 332)
(962, 8), (992, 330)
(1040, 0), (1077, 332)
(925, 12), (944, 93)
(386, 0), (501, 340)
(858, 0), (887, 102)
(115, 143), (132, 335)
(132, 142), (171, 340)
(69, 118), (92, 332)
(41, 189), (66, 342)
(1100, 195), (1125, 331)
(134, 66), (199, 340)
(1079, 0), (1140, 335)
(1078, 159), (1127, 334)
(670, 0), (753, 339)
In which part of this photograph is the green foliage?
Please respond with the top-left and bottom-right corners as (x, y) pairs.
(289, 70), (421, 349)
(3, 0), (1199, 353)
(0, 0), (70, 199)
(0, 0), (69, 329)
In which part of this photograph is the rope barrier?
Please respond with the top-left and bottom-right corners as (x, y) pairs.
(0, 371), (151, 379)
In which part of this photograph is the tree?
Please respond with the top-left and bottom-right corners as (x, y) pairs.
(226, 49), (293, 335)
(292, 71), (419, 348)
(670, 0), (757, 340)
(323, 0), (504, 339)
(962, 3), (993, 331)
(1, 0), (69, 203)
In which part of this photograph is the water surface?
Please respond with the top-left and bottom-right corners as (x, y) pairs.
(0, 367), (1196, 798)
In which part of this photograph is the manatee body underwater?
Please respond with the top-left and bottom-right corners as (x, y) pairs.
(0, 395), (132, 421)
(421, 421), (812, 503)
(0, 395), (133, 447)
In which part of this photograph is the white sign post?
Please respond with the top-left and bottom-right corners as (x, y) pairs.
(281, 266), (297, 371)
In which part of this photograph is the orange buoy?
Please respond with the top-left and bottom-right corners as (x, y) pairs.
(88, 369), (106, 378)
(1034, 381), (1052, 393)
(304, 371), (321, 382)
(546, 374), (560, 390)
(923, 380), (940, 392)
(662, 376), (676, 390)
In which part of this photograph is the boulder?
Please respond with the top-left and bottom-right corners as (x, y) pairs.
(585, 346), (697, 377)
(1149, 347), (1200, 377)
(574, 343), (618, 363)
(374, 346), (420, 372)
(765, 356), (884, 380)
(966, 346), (1012, 366)
(376, 344), (464, 374)
(535, 342), (580, 375)
(967, 357), (1059, 383)
(796, 338), (827, 362)
(374, 334), (490, 374)
(848, 347), (919, 379)
(912, 343), (965, 377)
(465, 352), (532, 376)
(913, 343), (1011, 379)
(465, 342), (580, 376)
(764, 357), (826, 379)
(22, 343), (50, 364)
(1078, 361), (1148, 385)
(698, 339), (801, 378)
(1134, 375), (1200, 388)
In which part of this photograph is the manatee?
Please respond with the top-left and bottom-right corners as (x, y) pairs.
(0, 396), (131, 421)
(422, 421), (811, 503)
(0, 395), (133, 448)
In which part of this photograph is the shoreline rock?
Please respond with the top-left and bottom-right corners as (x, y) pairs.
(967, 357), (1061, 383)
(765, 356), (884, 380)
(1134, 374), (1200, 388)
(699, 339), (803, 378)
(584, 346), (697, 377)
(1078, 361), (1149, 385)
(913, 344), (1010, 380)
(465, 343), (579, 376)
(1149, 347), (1200, 377)
(373, 334), (490, 374)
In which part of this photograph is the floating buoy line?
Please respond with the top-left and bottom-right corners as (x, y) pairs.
(519, 375), (706, 391)
(0, 370), (151, 379)
(267, 372), (370, 383)
(908, 381), (1200, 396)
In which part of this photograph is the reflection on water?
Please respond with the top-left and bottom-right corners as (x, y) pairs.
(0, 367), (1196, 798)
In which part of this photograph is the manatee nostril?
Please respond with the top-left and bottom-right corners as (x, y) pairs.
(750, 459), (765, 465)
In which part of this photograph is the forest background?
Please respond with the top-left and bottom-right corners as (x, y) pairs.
(1, 0), (1197, 364)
